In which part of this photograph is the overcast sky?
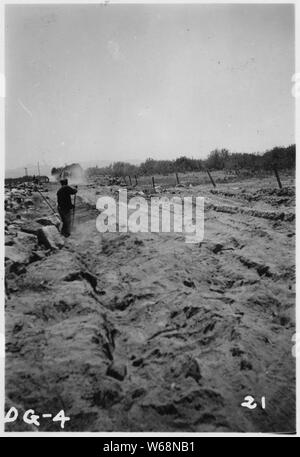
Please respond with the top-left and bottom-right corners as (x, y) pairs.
(5, 3), (295, 171)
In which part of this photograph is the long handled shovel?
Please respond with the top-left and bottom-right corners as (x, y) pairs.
(36, 188), (59, 217)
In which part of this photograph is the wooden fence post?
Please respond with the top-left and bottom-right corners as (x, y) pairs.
(175, 173), (180, 185)
(152, 176), (155, 189)
(273, 165), (282, 189)
(206, 169), (216, 188)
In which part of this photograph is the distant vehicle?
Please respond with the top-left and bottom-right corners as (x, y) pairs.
(37, 175), (50, 183)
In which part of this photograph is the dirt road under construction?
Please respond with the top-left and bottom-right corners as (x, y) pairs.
(5, 176), (295, 432)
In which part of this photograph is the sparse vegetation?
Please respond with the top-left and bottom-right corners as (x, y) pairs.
(86, 144), (295, 178)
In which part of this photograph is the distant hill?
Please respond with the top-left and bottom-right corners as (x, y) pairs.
(5, 159), (141, 179)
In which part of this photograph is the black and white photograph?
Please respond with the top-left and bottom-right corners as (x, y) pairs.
(3, 1), (297, 436)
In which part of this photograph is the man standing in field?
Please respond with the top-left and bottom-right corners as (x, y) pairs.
(57, 178), (78, 237)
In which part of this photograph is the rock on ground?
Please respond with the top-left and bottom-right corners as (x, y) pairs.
(37, 226), (64, 250)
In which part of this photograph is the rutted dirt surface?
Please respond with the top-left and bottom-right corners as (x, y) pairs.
(5, 176), (295, 432)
